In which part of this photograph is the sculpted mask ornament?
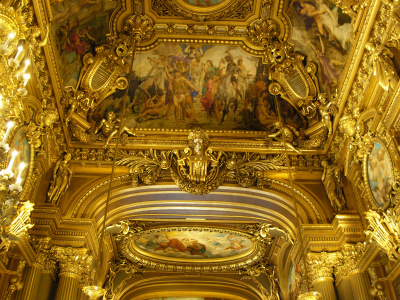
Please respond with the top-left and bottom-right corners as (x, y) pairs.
(171, 128), (225, 194)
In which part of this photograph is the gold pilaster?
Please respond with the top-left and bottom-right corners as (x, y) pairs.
(55, 273), (80, 300)
(15, 263), (43, 300)
(312, 280), (337, 300)
(349, 270), (373, 300)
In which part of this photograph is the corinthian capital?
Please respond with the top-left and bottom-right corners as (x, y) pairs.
(52, 247), (93, 278)
(307, 252), (340, 284)
(30, 236), (56, 272)
(335, 243), (365, 281)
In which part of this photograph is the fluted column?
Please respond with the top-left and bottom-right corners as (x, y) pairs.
(55, 272), (80, 300)
(52, 247), (93, 300)
(310, 266), (337, 300)
(15, 263), (43, 300)
(308, 252), (338, 300)
(16, 237), (54, 300)
(349, 270), (373, 300)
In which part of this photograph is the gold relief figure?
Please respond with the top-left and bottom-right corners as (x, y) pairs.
(17, 25), (49, 64)
(95, 111), (144, 148)
(318, 93), (338, 136)
(365, 42), (399, 91)
(266, 121), (301, 153)
(47, 153), (73, 204)
(321, 161), (346, 213)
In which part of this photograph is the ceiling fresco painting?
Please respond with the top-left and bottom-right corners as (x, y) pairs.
(134, 229), (254, 259)
(91, 43), (307, 131)
(287, 0), (353, 95)
(51, 0), (117, 87)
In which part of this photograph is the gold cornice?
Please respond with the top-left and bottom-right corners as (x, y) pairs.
(30, 207), (99, 258)
(290, 214), (364, 262)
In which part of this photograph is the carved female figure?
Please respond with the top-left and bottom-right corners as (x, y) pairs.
(47, 153), (73, 204)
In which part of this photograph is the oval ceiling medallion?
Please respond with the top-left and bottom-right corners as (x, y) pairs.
(158, 0), (252, 21)
(119, 223), (273, 272)
(134, 229), (255, 261)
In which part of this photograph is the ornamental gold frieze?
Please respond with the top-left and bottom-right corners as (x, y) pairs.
(116, 222), (274, 273)
(114, 136), (287, 194)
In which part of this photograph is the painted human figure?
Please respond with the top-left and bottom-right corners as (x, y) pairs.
(95, 111), (144, 148)
(164, 66), (199, 124)
(134, 89), (166, 122)
(47, 153), (73, 204)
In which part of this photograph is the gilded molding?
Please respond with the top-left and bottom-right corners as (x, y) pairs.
(151, 0), (253, 21)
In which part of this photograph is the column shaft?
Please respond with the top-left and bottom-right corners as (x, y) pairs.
(55, 274), (79, 300)
(16, 263), (43, 300)
(313, 279), (337, 300)
(349, 271), (373, 300)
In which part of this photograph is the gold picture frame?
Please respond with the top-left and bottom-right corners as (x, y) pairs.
(119, 223), (273, 272)
(363, 138), (395, 211)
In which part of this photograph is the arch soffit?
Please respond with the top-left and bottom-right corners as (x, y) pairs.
(119, 274), (264, 300)
(66, 176), (329, 236)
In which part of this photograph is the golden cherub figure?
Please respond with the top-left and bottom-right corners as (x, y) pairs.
(95, 111), (144, 148)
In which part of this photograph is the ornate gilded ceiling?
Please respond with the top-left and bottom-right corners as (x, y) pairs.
(2, 0), (399, 298)
(45, 0), (359, 153)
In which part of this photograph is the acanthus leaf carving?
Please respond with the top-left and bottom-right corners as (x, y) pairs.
(115, 129), (288, 194)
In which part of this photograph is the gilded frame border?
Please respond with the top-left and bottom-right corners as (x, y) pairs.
(363, 138), (395, 211)
(9, 125), (34, 200)
(119, 224), (272, 272)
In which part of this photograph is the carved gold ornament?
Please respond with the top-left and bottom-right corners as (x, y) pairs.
(116, 128), (286, 194)
(152, 0), (252, 21)
(365, 209), (400, 261)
